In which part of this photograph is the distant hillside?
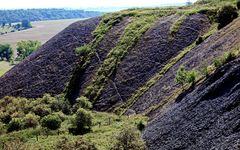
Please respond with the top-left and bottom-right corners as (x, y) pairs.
(0, 9), (102, 24)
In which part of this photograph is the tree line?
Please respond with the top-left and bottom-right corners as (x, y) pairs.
(0, 40), (41, 63)
(0, 9), (101, 24)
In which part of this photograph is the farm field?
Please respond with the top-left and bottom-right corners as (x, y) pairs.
(0, 19), (85, 76)
(0, 61), (13, 76)
(0, 18), (85, 50)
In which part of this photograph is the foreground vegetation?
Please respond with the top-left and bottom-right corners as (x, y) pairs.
(0, 95), (147, 150)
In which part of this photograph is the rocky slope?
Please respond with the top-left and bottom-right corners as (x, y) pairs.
(0, 2), (240, 149)
(143, 58), (240, 150)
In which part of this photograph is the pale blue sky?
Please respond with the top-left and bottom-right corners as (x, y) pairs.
(0, 0), (198, 9)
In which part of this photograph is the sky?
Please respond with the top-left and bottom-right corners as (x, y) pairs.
(0, 0), (198, 9)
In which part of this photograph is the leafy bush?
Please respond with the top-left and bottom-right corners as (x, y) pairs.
(7, 118), (23, 132)
(73, 96), (93, 112)
(70, 108), (93, 135)
(16, 40), (41, 61)
(175, 66), (199, 88)
(111, 127), (145, 150)
(32, 105), (51, 117)
(55, 136), (97, 150)
(23, 113), (39, 128)
(0, 112), (12, 124)
(41, 115), (62, 130)
(216, 5), (238, 29)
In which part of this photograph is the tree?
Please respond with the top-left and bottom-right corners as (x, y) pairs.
(21, 19), (32, 28)
(16, 40), (41, 61)
(0, 44), (13, 61)
(111, 127), (145, 150)
(70, 108), (93, 135)
(41, 114), (62, 130)
(216, 5), (238, 29)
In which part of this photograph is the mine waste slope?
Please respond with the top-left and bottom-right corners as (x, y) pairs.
(0, 0), (240, 149)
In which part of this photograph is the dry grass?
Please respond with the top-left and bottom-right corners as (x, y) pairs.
(0, 61), (13, 77)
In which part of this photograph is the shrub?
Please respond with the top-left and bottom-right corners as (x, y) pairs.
(202, 65), (215, 77)
(175, 66), (188, 87)
(7, 118), (23, 132)
(23, 113), (40, 128)
(111, 127), (145, 150)
(32, 105), (51, 117)
(0, 122), (6, 135)
(196, 36), (204, 45)
(186, 69), (199, 86)
(73, 96), (93, 112)
(41, 115), (62, 130)
(0, 112), (12, 124)
(237, 0), (240, 9)
(216, 5), (238, 29)
(55, 136), (97, 150)
(175, 66), (199, 88)
(137, 120), (146, 132)
(70, 108), (93, 135)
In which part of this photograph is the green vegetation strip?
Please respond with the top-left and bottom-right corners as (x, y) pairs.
(170, 14), (187, 36)
(82, 9), (177, 102)
(113, 42), (197, 115)
(114, 21), (219, 115)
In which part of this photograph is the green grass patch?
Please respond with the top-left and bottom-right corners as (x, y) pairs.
(170, 15), (187, 37)
(0, 112), (147, 150)
(0, 61), (12, 77)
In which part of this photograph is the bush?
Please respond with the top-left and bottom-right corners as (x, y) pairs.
(55, 136), (97, 150)
(32, 105), (51, 117)
(237, 0), (240, 9)
(70, 108), (93, 135)
(41, 115), (62, 130)
(137, 120), (146, 132)
(0, 112), (12, 124)
(0, 122), (6, 135)
(23, 113), (39, 128)
(7, 118), (23, 132)
(216, 5), (238, 29)
(73, 96), (92, 112)
(111, 127), (145, 150)
(175, 66), (199, 88)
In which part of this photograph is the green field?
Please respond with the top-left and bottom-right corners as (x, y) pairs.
(0, 61), (13, 76)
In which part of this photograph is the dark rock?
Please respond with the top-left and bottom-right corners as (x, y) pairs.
(143, 58), (240, 150)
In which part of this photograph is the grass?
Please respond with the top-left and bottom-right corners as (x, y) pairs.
(0, 61), (12, 77)
(170, 15), (187, 36)
(0, 112), (147, 150)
